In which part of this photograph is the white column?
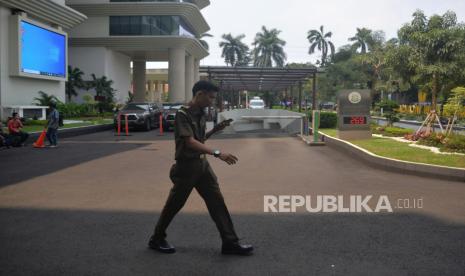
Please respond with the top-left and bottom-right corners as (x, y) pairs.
(194, 58), (200, 82)
(168, 48), (186, 103)
(133, 60), (146, 102)
(162, 81), (167, 102)
(158, 81), (163, 102)
(185, 54), (195, 102)
(153, 80), (159, 102)
(147, 80), (153, 102)
(238, 91), (241, 107)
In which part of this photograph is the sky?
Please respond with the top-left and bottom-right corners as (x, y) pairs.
(147, 0), (465, 68)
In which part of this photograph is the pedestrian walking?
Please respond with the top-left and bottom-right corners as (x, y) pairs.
(149, 80), (253, 256)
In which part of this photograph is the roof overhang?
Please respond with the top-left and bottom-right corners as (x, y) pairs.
(69, 36), (209, 59)
(68, 2), (210, 35)
(200, 66), (324, 92)
(0, 0), (87, 29)
(192, 0), (210, 10)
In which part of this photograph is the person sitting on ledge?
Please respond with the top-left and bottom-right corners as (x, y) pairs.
(7, 112), (29, 147)
(0, 121), (11, 148)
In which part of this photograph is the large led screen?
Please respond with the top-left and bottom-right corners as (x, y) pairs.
(20, 20), (66, 78)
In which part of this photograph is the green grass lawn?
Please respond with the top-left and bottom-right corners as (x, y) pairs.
(319, 128), (337, 137)
(318, 128), (465, 168)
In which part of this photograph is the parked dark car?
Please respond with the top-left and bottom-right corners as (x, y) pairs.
(114, 102), (162, 131)
(163, 112), (176, 131)
(162, 102), (183, 114)
(162, 103), (183, 131)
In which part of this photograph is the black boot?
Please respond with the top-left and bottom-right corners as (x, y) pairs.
(148, 236), (176, 254)
(221, 241), (254, 256)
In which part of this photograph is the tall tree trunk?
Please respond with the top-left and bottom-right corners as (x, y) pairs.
(371, 76), (377, 104)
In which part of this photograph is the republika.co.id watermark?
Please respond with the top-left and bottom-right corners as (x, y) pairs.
(264, 195), (423, 213)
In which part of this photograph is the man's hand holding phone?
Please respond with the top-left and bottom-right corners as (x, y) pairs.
(214, 118), (233, 132)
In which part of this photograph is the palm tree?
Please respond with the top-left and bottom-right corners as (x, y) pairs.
(235, 53), (252, 67)
(219, 33), (250, 66)
(348, 27), (373, 54)
(197, 33), (213, 50)
(252, 26), (287, 67)
(33, 91), (59, 106)
(307, 25), (335, 66)
(66, 66), (85, 102)
(87, 74), (116, 113)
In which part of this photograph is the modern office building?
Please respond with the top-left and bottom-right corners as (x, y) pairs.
(66, 0), (210, 104)
(0, 0), (86, 120)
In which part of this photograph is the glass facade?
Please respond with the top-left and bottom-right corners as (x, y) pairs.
(109, 16), (195, 37)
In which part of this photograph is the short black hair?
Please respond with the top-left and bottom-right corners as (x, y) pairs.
(49, 101), (57, 108)
(192, 80), (219, 97)
(12, 112), (18, 117)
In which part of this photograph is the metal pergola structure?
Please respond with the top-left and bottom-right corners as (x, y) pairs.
(199, 66), (324, 112)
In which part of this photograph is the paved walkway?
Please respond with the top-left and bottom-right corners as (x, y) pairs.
(0, 130), (464, 275)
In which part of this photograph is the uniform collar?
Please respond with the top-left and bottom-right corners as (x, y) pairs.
(186, 104), (205, 116)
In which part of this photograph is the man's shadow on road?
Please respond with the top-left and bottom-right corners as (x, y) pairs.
(0, 208), (463, 275)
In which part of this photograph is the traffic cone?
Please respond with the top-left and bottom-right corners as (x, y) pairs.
(33, 129), (46, 148)
(158, 113), (164, 136)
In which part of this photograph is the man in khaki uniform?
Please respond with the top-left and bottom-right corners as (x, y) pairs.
(149, 80), (253, 256)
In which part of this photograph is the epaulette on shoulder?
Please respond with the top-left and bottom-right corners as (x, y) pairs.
(177, 106), (189, 116)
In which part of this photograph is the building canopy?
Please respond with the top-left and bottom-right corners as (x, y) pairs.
(199, 66), (323, 92)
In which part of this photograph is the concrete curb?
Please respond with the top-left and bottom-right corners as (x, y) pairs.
(300, 131), (465, 182)
(28, 124), (114, 140)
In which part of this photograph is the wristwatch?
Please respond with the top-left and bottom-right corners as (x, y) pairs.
(213, 149), (221, 158)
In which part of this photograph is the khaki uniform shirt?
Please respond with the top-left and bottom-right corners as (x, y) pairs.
(174, 105), (207, 160)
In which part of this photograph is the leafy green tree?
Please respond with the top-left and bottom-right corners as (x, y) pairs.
(317, 44), (371, 101)
(376, 99), (400, 126)
(66, 66), (86, 102)
(396, 10), (465, 110)
(82, 93), (97, 114)
(219, 33), (250, 66)
(252, 26), (287, 67)
(443, 87), (465, 118)
(307, 25), (336, 66)
(82, 94), (95, 105)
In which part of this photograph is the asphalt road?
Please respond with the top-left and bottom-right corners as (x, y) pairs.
(0, 129), (464, 276)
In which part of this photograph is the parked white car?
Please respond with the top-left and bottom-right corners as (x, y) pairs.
(249, 97), (265, 109)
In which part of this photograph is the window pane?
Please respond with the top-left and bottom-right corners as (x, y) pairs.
(109, 15), (197, 36)
(120, 16), (129, 34)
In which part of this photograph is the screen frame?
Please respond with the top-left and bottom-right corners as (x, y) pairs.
(9, 15), (68, 81)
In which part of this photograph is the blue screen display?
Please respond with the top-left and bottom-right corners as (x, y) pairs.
(20, 20), (66, 78)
